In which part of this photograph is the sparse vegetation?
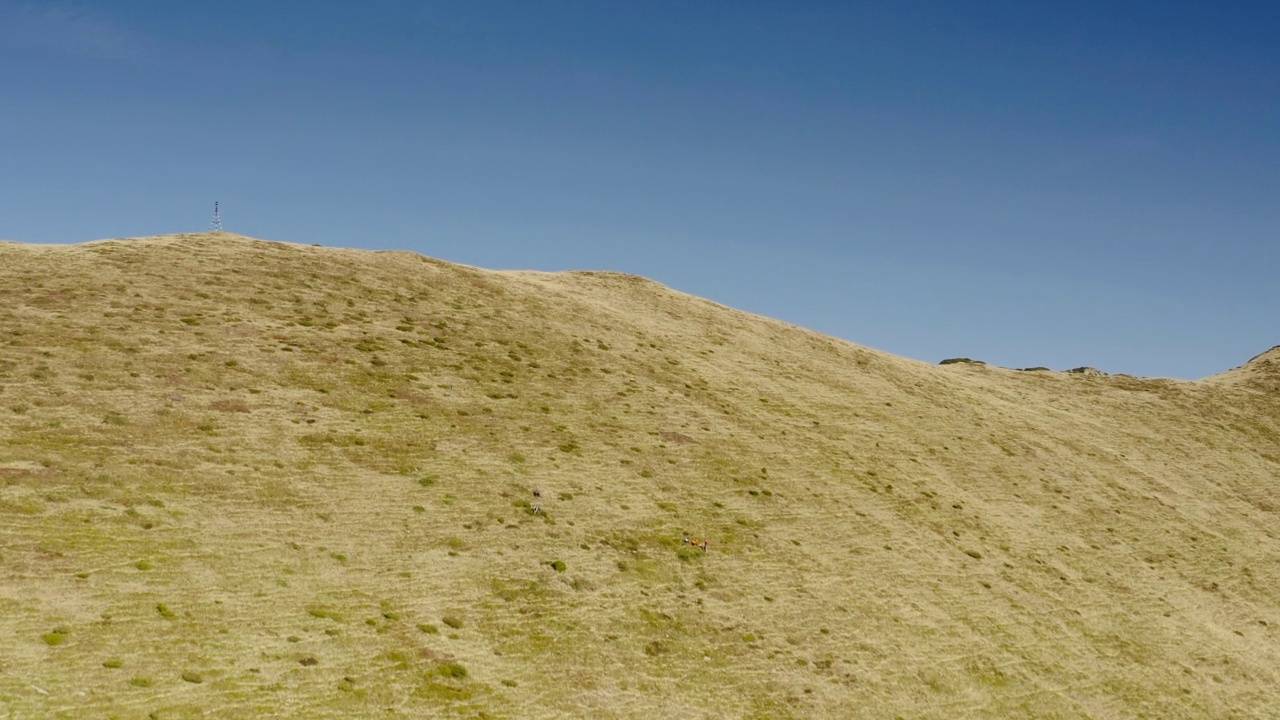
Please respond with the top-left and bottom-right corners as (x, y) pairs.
(0, 234), (1275, 719)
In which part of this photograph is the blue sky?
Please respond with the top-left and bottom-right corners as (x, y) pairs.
(1, 1), (1276, 379)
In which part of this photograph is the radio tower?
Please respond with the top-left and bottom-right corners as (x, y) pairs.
(210, 201), (223, 232)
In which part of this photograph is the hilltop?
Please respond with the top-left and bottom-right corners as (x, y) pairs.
(1208, 345), (1280, 394)
(1, 233), (1278, 719)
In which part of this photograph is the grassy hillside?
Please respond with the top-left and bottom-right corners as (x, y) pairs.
(1, 233), (1278, 719)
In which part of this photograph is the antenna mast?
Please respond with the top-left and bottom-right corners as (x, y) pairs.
(210, 201), (223, 232)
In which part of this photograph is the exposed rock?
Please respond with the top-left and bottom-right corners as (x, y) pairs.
(1067, 367), (1106, 376)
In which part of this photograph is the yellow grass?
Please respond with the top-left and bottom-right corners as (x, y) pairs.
(1, 233), (1277, 718)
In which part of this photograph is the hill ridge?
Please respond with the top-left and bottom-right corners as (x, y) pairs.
(1245, 344), (1280, 366)
(1, 233), (1278, 719)
(8, 232), (1270, 379)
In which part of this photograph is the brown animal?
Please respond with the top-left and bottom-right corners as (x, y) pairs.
(684, 537), (710, 552)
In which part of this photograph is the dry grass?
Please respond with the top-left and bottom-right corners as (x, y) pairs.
(1, 233), (1278, 718)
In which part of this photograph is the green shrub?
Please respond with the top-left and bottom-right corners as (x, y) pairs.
(549, 560), (567, 572)
(181, 671), (203, 684)
(442, 615), (464, 629)
(103, 659), (124, 668)
(308, 607), (343, 622)
(42, 629), (68, 646)
(437, 663), (468, 679)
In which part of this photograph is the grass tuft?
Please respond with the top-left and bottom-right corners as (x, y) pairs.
(41, 629), (69, 646)
(437, 662), (468, 679)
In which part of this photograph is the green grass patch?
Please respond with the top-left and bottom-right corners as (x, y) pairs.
(42, 628), (69, 646)
(307, 606), (344, 622)
(437, 662), (468, 679)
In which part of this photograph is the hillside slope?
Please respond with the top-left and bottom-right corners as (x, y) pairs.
(1, 233), (1278, 719)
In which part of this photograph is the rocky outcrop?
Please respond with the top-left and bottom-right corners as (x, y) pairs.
(1067, 366), (1106, 376)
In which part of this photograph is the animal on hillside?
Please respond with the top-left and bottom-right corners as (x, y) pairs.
(682, 536), (710, 552)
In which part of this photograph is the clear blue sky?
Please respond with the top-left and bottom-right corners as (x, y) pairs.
(2, 1), (1276, 379)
